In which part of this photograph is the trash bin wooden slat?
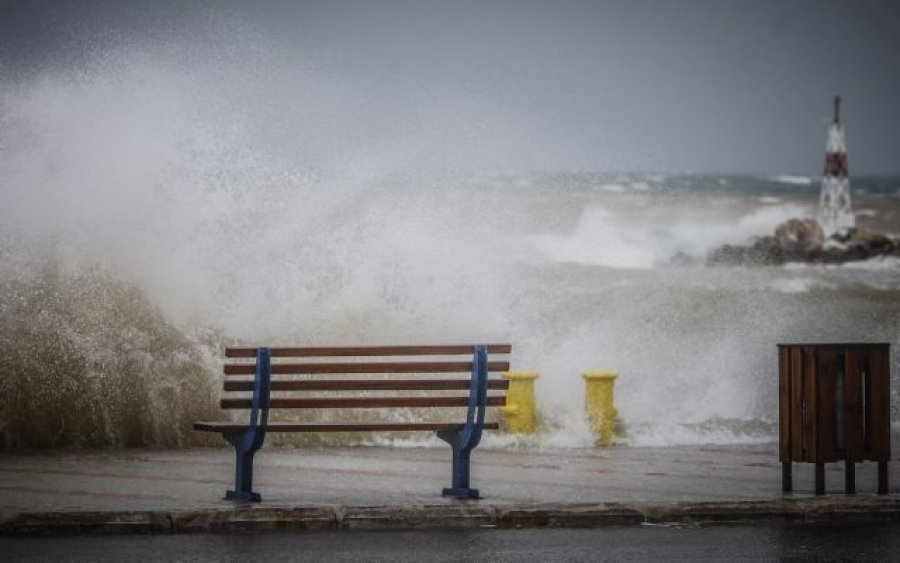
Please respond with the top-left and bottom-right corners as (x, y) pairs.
(870, 345), (891, 460)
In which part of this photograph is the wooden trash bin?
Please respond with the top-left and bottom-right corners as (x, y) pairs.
(778, 343), (891, 495)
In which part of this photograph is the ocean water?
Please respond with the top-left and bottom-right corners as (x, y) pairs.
(2, 53), (899, 449)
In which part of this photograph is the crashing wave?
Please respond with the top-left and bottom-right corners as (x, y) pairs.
(771, 175), (813, 186)
(0, 251), (223, 449)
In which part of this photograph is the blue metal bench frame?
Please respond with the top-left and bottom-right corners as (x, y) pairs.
(217, 345), (494, 502)
(222, 347), (271, 502)
(437, 345), (488, 499)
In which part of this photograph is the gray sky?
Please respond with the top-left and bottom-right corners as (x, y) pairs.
(2, 0), (899, 175)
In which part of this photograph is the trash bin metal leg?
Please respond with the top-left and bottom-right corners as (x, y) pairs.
(782, 462), (792, 493)
(815, 463), (825, 495)
(843, 462), (855, 494)
(878, 461), (889, 495)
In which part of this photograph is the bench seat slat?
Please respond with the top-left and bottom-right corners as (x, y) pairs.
(225, 344), (512, 358)
(223, 361), (511, 375)
(223, 379), (511, 392)
(220, 396), (507, 409)
(194, 421), (501, 433)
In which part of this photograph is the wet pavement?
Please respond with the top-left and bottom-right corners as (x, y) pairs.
(1, 442), (898, 534)
(6, 523), (900, 562)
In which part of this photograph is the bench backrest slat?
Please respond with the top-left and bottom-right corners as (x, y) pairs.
(224, 360), (511, 375)
(221, 396), (507, 410)
(225, 344), (512, 358)
(223, 379), (511, 392)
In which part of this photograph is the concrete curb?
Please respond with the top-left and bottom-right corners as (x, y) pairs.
(3, 497), (900, 536)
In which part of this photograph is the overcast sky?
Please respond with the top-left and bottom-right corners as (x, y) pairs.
(2, 0), (898, 175)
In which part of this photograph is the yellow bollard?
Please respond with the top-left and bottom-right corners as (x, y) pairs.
(582, 370), (618, 446)
(500, 371), (539, 434)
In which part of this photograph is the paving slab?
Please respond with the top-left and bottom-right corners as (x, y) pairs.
(0, 442), (898, 534)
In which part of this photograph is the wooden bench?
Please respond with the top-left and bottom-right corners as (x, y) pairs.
(194, 344), (511, 501)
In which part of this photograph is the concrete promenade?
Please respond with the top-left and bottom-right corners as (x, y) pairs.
(1, 442), (899, 534)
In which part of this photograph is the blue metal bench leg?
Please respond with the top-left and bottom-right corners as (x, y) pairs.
(436, 345), (488, 500)
(225, 431), (262, 502)
(222, 347), (270, 502)
(438, 430), (479, 499)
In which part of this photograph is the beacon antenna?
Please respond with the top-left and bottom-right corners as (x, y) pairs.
(818, 95), (855, 235)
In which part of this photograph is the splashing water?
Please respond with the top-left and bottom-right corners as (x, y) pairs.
(2, 30), (899, 449)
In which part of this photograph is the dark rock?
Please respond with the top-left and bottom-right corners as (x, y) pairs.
(774, 218), (825, 246)
(849, 228), (895, 252)
(706, 244), (757, 266)
(705, 218), (900, 267)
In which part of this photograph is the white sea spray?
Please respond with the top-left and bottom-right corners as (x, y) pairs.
(1, 34), (899, 449)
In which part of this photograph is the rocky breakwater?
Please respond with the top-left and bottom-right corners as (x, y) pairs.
(707, 218), (900, 266)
